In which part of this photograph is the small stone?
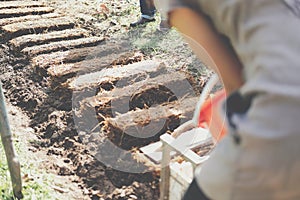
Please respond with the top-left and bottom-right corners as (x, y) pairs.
(129, 195), (138, 199)
(120, 189), (126, 197)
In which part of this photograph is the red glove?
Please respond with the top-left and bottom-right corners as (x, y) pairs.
(198, 89), (227, 141)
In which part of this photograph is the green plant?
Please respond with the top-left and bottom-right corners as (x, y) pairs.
(0, 138), (58, 200)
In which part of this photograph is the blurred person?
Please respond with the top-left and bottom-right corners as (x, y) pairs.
(157, 0), (300, 199)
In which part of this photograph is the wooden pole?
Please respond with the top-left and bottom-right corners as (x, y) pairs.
(159, 139), (171, 200)
(0, 83), (23, 199)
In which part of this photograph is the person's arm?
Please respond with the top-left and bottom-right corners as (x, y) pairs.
(169, 8), (244, 93)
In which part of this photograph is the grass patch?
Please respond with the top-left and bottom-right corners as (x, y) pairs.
(0, 137), (59, 200)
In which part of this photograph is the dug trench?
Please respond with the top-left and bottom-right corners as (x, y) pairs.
(0, 47), (161, 199)
(1, 44), (201, 199)
(0, 1), (211, 199)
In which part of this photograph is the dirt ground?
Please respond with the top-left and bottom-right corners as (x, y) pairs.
(0, 0), (211, 199)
